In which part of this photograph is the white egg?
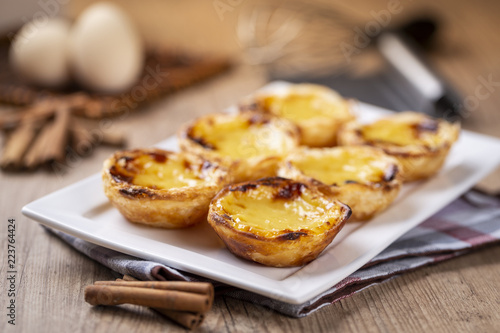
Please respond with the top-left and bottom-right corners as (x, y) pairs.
(9, 18), (71, 88)
(68, 2), (144, 93)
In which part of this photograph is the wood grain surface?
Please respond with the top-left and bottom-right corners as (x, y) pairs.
(1, 0), (500, 332)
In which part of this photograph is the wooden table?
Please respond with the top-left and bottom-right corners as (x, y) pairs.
(2, 0), (500, 332)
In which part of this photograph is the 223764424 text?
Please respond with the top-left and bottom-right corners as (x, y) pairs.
(6, 218), (17, 325)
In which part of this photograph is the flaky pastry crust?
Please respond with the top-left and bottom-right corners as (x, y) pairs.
(208, 177), (351, 267)
(240, 83), (355, 147)
(278, 146), (402, 221)
(102, 148), (231, 228)
(337, 112), (460, 182)
(178, 112), (300, 182)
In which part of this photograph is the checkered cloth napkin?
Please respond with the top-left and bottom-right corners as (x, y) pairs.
(44, 190), (500, 318)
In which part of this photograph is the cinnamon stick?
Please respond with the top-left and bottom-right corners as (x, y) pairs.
(111, 277), (205, 329)
(23, 103), (70, 168)
(0, 100), (55, 130)
(22, 121), (53, 168)
(1, 120), (39, 169)
(84, 285), (212, 313)
(94, 281), (213, 298)
(69, 120), (94, 155)
(41, 104), (70, 163)
(154, 308), (204, 330)
(23, 100), (57, 121)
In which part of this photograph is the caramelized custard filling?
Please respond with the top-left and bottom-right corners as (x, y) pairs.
(361, 118), (441, 147)
(189, 116), (293, 159)
(217, 185), (345, 236)
(291, 151), (389, 185)
(113, 154), (207, 189)
(261, 91), (348, 121)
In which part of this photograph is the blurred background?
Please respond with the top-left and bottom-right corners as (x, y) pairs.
(2, 0), (499, 130)
(1, 0), (499, 189)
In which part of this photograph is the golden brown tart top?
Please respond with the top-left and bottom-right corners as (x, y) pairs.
(106, 148), (228, 195)
(350, 112), (460, 154)
(240, 83), (354, 147)
(282, 146), (399, 186)
(211, 177), (351, 239)
(243, 84), (352, 122)
(181, 112), (299, 160)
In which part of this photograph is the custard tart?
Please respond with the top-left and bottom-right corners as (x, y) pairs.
(278, 146), (401, 221)
(208, 177), (351, 267)
(337, 112), (460, 182)
(178, 112), (300, 182)
(240, 83), (355, 147)
(102, 148), (230, 228)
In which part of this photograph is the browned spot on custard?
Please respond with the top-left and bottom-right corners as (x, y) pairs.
(229, 183), (258, 192)
(275, 182), (304, 200)
(115, 156), (135, 171)
(148, 152), (167, 163)
(182, 159), (191, 170)
(186, 126), (215, 150)
(109, 165), (133, 184)
(257, 177), (287, 187)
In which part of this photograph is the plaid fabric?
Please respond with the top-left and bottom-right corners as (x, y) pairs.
(44, 190), (500, 318)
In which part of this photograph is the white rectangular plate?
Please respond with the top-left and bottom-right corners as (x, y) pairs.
(22, 83), (500, 304)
